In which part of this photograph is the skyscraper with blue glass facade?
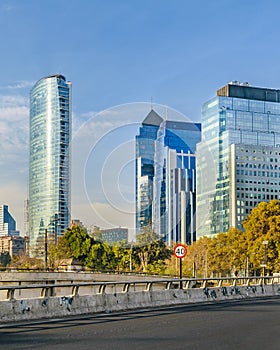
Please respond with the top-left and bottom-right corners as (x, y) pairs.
(29, 74), (71, 255)
(0, 204), (18, 236)
(153, 121), (201, 244)
(196, 81), (280, 238)
(135, 110), (163, 233)
(136, 110), (201, 244)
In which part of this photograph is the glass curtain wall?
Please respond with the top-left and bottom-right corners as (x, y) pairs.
(29, 74), (71, 256)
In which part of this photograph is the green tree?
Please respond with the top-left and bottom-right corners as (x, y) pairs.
(111, 243), (134, 272)
(61, 225), (94, 262)
(0, 251), (11, 267)
(48, 235), (73, 268)
(135, 225), (172, 273)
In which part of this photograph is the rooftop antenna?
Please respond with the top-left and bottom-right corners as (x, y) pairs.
(165, 105), (168, 120)
(150, 96), (153, 110)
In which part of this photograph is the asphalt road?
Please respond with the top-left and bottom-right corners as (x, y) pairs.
(0, 298), (279, 350)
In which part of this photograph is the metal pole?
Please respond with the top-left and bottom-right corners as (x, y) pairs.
(129, 244), (133, 273)
(44, 228), (48, 270)
(180, 258), (182, 289)
(54, 214), (58, 245)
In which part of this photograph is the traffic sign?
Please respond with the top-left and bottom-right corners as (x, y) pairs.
(174, 244), (187, 259)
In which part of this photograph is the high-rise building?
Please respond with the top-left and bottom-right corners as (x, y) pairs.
(99, 227), (128, 244)
(29, 74), (71, 255)
(196, 81), (280, 238)
(135, 110), (163, 233)
(153, 121), (201, 245)
(135, 110), (201, 244)
(0, 204), (19, 236)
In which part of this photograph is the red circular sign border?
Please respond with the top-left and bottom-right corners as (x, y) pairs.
(174, 244), (187, 258)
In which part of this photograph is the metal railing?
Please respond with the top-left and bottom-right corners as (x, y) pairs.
(0, 276), (279, 302)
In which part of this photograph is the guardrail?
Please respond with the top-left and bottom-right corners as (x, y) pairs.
(1, 275), (279, 323)
(0, 276), (279, 302)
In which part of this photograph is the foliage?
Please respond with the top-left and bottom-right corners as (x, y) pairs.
(206, 228), (247, 276)
(179, 200), (280, 277)
(46, 224), (171, 274)
(0, 251), (11, 267)
(243, 200), (280, 273)
(63, 225), (95, 261)
(10, 253), (44, 270)
(43, 200), (280, 276)
(134, 225), (172, 273)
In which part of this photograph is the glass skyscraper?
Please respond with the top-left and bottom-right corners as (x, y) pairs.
(196, 81), (280, 238)
(29, 74), (71, 255)
(153, 121), (201, 244)
(136, 109), (201, 244)
(135, 110), (163, 233)
(0, 204), (18, 236)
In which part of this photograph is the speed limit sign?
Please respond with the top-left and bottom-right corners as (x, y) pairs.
(174, 244), (187, 258)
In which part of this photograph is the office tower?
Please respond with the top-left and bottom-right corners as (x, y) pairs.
(99, 227), (128, 244)
(196, 81), (280, 238)
(29, 74), (71, 256)
(0, 204), (19, 236)
(153, 121), (201, 245)
(135, 109), (163, 233)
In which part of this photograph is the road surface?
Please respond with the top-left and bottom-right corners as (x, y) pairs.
(1, 298), (279, 350)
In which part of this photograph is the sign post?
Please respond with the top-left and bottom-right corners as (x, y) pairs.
(174, 244), (187, 289)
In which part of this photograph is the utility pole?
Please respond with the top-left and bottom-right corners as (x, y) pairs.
(44, 228), (48, 270)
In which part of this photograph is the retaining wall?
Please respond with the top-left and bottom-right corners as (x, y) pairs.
(1, 283), (280, 323)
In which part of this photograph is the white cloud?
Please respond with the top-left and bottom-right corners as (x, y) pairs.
(0, 93), (29, 233)
(5, 81), (35, 90)
(0, 95), (29, 165)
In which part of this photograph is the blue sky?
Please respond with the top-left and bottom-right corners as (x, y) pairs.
(1, 0), (280, 236)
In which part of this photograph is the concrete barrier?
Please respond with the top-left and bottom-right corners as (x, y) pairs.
(0, 277), (280, 323)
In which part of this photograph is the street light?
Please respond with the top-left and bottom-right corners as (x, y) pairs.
(129, 243), (133, 273)
(44, 227), (48, 270)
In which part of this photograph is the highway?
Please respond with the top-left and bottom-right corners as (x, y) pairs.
(0, 298), (279, 350)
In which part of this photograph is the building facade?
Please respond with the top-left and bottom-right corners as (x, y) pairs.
(0, 235), (26, 257)
(29, 74), (72, 255)
(153, 121), (201, 245)
(196, 81), (280, 238)
(135, 110), (163, 233)
(99, 227), (128, 244)
(0, 205), (19, 236)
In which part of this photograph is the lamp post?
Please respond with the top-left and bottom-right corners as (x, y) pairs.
(129, 244), (133, 273)
(44, 228), (48, 270)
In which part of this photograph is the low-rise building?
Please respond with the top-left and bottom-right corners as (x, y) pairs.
(0, 235), (26, 257)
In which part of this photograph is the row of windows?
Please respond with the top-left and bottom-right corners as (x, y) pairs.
(237, 148), (280, 155)
(236, 170), (280, 177)
(236, 194), (278, 204)
(236, 179), (278, 185)
(218, 96), (280, 114)
(237, 187), (278, 192)
(236, 162), (278, 168)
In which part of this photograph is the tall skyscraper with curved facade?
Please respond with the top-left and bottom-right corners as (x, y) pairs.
(29, 74), (71, 256)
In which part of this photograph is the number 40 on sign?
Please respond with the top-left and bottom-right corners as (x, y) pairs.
(174, 244), (187, 259)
